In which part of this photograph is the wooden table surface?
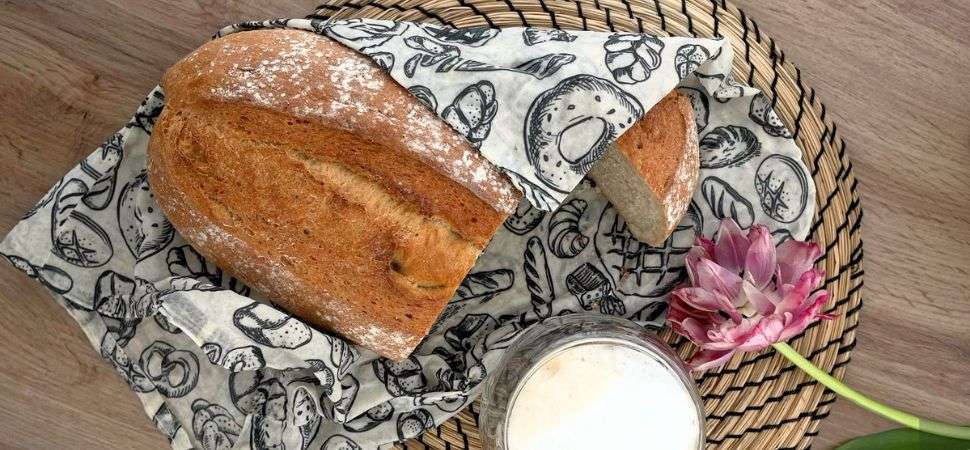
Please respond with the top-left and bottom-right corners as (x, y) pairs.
(0, 1), (967, 449)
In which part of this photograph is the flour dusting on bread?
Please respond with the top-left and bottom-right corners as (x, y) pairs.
(201, 30), (518, 214)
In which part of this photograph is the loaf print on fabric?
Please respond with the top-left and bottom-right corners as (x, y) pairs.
(222, 345), (265, 372)
(755, 155), (810, 223)
(292, 389), (322, 448)
(51, 178), (113, 267)
(396, 409), (435, 440)
(523, 236), (556, 319)
(674, 44), (711, 80)
(565, 263), (617, 311)
(442, 81), (497, 148)
(750, 93), (794, 138)
(522, 28), (576, 45)
(0, 17), (817, 450)
(680, 86), (710, 132)
(699, 125), (761, 169)
(503, 201), (546, 235)
(3, 254), (73, 294)
(203, 342), (267, 372)
(374, 356), (428, 397)
(701, 176), (756, 229)
(119, 171), (174, 261)
(233, 302), (312, 349)
(345, 403), (395, 432)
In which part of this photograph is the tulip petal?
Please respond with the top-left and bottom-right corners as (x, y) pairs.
(696, 236), (716, 258)
(668, 300), (722, 334)
(778, 291), (831, 341)
(741, 278), (776, 315)
(679, 317), (713, 345)
(695, 259), (743, 300)
(714, 219), (749, 273)
(777, 240), (821, 286)
(685, 246), (710, 285)
(745, 225), (776, 290)
(688, 349), (736, 372)
(701, 340), (740, 351)
(777, 269), (825, 314)
(734, 317), (785, 352)
(673, 287), (736, 313)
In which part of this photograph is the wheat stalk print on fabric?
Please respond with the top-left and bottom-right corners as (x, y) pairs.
(0, 17), (814, 450)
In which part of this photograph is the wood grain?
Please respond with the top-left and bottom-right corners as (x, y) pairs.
(0, 1), (967, 449)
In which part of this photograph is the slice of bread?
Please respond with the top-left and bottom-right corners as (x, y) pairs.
(589, 92), (699, 246)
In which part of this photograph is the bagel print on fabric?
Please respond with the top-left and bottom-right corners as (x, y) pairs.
(1, 18), (816, 450)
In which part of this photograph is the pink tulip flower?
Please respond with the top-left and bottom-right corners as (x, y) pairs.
(668, 218), (832, 371)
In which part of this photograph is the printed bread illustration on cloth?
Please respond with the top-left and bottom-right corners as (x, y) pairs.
(593, 199), (703, 298)
(147, 29), (520, 360)
(702, 176), (756, 228)
(603, 33), (665, 84)
(232, 302), (313, 349)
(118, 171), (175, 261)
(50, 178), (114, 267)
(441, 80), (497, 148)
(755, 154), (810, 223)
(525, 74), (644, 193)
(699, 125), (761, 169)
(503, 201), (546, 235)
(749, 92), (794, 138)
(191, 399), (243, 450)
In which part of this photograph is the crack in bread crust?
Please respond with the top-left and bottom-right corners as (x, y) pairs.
(288, 149), (478, 295)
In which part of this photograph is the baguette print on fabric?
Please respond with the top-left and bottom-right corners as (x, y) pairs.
(0, 18), (818, 450)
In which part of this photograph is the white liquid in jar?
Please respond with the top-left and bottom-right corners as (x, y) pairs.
(505, 341), (700, 450)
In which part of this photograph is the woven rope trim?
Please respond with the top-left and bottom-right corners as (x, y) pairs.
(310, 1), (864, 448)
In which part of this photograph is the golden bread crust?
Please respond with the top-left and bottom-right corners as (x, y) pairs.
(149, 29), (518, 359)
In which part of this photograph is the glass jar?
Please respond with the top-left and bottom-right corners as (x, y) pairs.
(479, 313), (704, 450)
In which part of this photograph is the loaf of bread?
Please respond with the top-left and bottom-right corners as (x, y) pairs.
(589, 92), (699, 246)
(148, 29), (519, 359)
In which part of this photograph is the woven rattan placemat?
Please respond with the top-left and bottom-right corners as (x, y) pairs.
(309, 1), (864, 448)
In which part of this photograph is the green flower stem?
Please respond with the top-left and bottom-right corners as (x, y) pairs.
(772, 342), (970, 441)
